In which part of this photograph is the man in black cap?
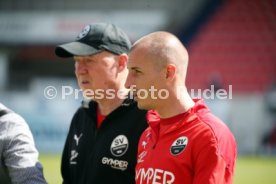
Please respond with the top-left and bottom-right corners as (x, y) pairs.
(55, 23), (148, 184)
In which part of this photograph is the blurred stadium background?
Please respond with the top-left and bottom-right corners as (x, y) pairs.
(0, 0), (275, 183)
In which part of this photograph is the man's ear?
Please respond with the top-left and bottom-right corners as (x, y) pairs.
(166, 64), (176, 80)
(118, 53), (128, 71)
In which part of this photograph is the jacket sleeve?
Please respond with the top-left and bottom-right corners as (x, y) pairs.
(61, 127), (72, 184)
(61, 109), (81, 184)
(192, 136), (234, 184)
(2, 113), (47, 184)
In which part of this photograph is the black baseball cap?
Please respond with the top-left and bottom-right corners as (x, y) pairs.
(55, 23), (131, 57)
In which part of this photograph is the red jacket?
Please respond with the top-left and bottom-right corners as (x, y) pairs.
(135, 99), (237, 184)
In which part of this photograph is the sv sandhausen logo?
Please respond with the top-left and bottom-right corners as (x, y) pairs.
(170, 136), (188, 155)
(110, 135), (129, 157)
(77, 25), (90, 40)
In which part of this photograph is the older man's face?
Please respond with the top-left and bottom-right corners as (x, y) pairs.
(74, 51), (119, 99)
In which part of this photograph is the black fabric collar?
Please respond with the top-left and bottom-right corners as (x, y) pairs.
(81, 93), (136, 109)
(0, 110), (9, 117)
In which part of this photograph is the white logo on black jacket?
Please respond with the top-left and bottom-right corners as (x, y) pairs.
(70, 133), (83, 164)
(101, 135), (129, 170)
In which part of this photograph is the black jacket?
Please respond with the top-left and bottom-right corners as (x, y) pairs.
(61, 99), (148, 184)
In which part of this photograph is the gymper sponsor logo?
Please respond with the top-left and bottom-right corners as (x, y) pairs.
(102, 157), (128, 171)
(170, 136), (188, 155)
(136, 168), (175, 184)
(110, 135), (129, 157)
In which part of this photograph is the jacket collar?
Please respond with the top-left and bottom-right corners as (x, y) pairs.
(146, 99), (209, 138)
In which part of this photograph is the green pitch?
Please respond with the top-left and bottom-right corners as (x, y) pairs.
(40, 154), (62, 184)
(234, 156), (276, 184)
(40, 155), (276, 184)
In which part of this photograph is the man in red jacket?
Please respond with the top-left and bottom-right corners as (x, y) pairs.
(125, 31), (237, 184)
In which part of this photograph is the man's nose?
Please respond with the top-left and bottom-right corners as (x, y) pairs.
(75, 61), (87, 74)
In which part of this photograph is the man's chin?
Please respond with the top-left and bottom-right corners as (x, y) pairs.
(137, 101), (149, 110)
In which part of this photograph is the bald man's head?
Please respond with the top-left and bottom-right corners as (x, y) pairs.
(131, 31), (189, 81)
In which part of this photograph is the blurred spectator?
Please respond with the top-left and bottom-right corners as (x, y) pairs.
(265, 81), (276, 114)
(208, 73), (224, 93)
(205, 73), (231, 125)
(0, 103), (47, 184)
(262, 81), (276, 153)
